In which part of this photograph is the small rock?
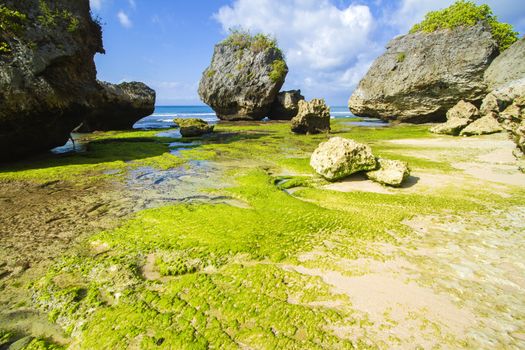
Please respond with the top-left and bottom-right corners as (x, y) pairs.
(7, 336), (34, 350)
(310, 137), (376, 181)
(460, 113), (503, 136)
(430, 100), (479, 135)
(291, 99), (331, 134)
(366, 158), (410, 187)
(268, 90), (305, 120)
(175, 118), (214, 137)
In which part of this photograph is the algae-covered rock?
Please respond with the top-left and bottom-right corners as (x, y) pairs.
(484, 38), (525, 91)
(460, 113), (502, 136)
(0, 0), (104, 161)
(175, 118), (214, 137)
(430, 101), (480, 135)
(268, 90), (305, 120)
(291, 99), (331, 134)
(310, 137), (376, 181)
(349, 22), (497, 123)
(78, 81), (156, 132)
(198, 31), (288, 121)
(366, 158), (410, 187)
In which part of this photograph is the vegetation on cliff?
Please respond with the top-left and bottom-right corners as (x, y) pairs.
(410, 0), (518, 51)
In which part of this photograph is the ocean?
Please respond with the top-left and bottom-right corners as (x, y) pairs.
(133, 105), (387, 129)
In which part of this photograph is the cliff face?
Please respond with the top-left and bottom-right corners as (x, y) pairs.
(0, 0), (103, 161)
(348, 23), (498, 123)
(198, 42), (287, 121)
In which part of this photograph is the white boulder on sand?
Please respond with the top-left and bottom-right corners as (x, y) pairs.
(430, 100), (480, 135)
(460, 114), (503, 136)
(310, 137), (376, 181)
(366, 158), (410, 187)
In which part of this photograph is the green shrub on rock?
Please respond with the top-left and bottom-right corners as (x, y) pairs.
(222, 28), (281, 54)
(269, 59), (287, 82)
(410, 0), (518, 51)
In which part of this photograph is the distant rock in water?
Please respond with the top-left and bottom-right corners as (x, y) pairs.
(78, 81), (156, 132)
(484, 38), (525, 91)
(0, 0), (104, 161)
(268, 90), (304, 120)
(198, 31), (288, 121)
(175, 118), (214, 137)
(348, 22), (498, 123)
(291, 99), (331, 134)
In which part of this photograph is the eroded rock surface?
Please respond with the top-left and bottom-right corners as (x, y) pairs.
(175, 118), (214, 137)
(484, 38), (525, 91)
(430, 101), (480, 135)
(366, 158), (410, 187)
(268, 90), (305, 120)
(349, 23), (498, 123)
(460, 113), (503, 136)
(291, 99), (331, 134)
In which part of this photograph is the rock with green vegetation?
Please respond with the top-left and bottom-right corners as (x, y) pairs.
(291, 99), (331, 134)
(77, 81), (156, 132)
(430, 100), (480, 135)
(310, 137), (376, 181)
(366, 158), (410, 187)
(485, 38), (525, 90)
(460, 113), (502, 136)
(175, 118), (214, 137)
(268, 90), (305, 120)
(349, 12), (501, 123)
(198, 30), (288, 121)
(0, 0), (104, 161)
(499, 96), (525, 153)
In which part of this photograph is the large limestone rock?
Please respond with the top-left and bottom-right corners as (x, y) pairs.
(310, 137), (376, 181)
(460, 113), (502, 136)
(175, 118), (214, 137)
(480, 79), (525, 115)
(499, 96), (525, 153)
(78, 81), (156, 132)
(484, 38), (525, 91)
(430, 101), (480, 135)
(366, 158), (410, 187)
(268, 90), (305, 120)
(0, 0), (104, 161)
(198, 38), (287, 121)
(349, 23), (498, 123)
(291, 99), (331, 134)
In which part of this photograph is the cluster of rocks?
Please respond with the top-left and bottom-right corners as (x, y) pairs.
(310, 137), (410, 187)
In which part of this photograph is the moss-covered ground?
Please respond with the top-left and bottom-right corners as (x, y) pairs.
(1, 119), (524, 349)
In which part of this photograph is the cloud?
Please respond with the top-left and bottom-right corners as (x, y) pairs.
(117, 10), (132, 28)
(90, 0), (103, 11)
(214, 0), (379, 103)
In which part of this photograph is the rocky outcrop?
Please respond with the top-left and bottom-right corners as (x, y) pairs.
(460, 114), (502, 136)
(498, 96), (525, 153)
(0, 0), (104, 161)
(291, 99), (331, 134)
(430, 101), (480, 135)
(480, 79), (525, 115)
(484, 38), (525, 91)
(268, 90), (304, 120)
(175, 118), (214, 137)
(198, 36), (288, 121)
(78, 81), (155, 132)
(349, 22), (498, 123)
(366, 158), (410, 187)
(310, 137), (376, 181)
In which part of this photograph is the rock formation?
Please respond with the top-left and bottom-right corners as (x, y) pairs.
(0, 0), (104, 161)
(310, 137), (376, 181)
(498, 96), (525, 154)
(291, 99), (331, 134)
(459, 114), (502, 136)
(349, 23), (498, 123)
(198, 32), (288, 121)
(175, 118), (214, 137)
(430, 101), (480, 135)
(366, 158), (410, 187)
(268, 90), (304, 120)
(484, 38), (525, 91)
(78, 81), (156, 132)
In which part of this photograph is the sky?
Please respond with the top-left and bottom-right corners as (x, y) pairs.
(90, 0), (525, 106)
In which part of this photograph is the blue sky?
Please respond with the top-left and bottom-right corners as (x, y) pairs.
(91, 0), (525, 106)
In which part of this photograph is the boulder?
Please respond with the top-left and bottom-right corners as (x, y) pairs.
(198, 33), (287, 121)
(498, 96), (525, 153)
(0, 0), (104, 161)
(348, 22), (498, 123)
(310, 137), (376, 181)
(291, 99), (331, 134)
(268, 90), (305, 120)
(77, 81), (156, 132)
(480, 78), (525, 115)
(484, 38), (525, 91)
(175, 118), (214, 137)
(460, 113), (502, 136)
(430, 101), (480, 135)
(366, 158), (410, 187)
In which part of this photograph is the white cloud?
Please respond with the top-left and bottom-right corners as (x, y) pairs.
(214, 0), (379, 103)
(90, 0), (103, 11)
(117, 10), (132, 28)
